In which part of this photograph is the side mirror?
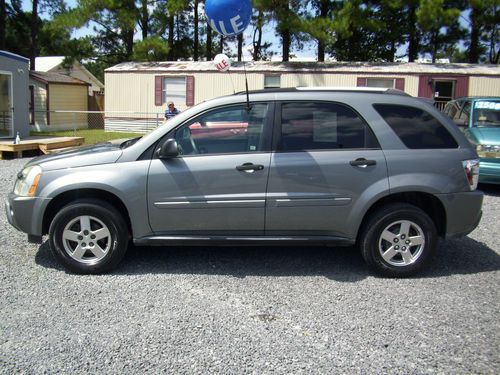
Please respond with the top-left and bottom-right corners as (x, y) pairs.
(157, 138), (179, 159)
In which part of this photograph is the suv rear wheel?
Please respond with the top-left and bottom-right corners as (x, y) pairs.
(49, 199), (129, 274)
(359, 203), (438, 277)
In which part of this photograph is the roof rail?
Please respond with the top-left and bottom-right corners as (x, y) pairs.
(234, 87), (409, 96)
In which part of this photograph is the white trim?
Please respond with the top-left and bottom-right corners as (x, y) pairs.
(0, 70), (14, 138)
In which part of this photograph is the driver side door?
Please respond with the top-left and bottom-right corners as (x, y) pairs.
(147, 103), (273, 235)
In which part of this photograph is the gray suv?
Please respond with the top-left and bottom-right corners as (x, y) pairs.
(6, 88), (483, 277)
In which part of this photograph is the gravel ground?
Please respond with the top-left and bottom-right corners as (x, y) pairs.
(0, 157), (499, 374)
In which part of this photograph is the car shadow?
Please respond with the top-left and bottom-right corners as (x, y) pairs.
(479, 183), (500, 197)
(35, 236), (500, 281)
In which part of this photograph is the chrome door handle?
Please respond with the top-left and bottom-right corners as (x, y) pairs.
(236, 163), (264, 172)
(350, 158), (376, 168)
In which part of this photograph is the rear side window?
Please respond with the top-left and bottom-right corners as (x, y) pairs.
(373, 104), (458, 149)
(279, 102), (379, 151)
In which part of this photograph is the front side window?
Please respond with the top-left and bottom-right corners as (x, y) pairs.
(279, 102), (379, 151)
(174, 104), (269, 155)
(472, 100), (500, 128)
(374, 104), (458, 149)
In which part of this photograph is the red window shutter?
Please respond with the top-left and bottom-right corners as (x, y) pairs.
(357, 77), (367, 87)
(155, 76), (163, 106)
(186, 76), (195, 106)
(395, 78), (405, 91)
(454, 76), (469, 98)
(418, 75), (433, 98)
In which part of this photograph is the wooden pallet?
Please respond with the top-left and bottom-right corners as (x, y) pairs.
(0, 137), (84, 159)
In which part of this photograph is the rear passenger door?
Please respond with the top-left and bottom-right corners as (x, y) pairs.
(265, 102), (389, 239)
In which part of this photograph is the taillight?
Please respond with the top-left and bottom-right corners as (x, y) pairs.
(462, 159), (480, 190)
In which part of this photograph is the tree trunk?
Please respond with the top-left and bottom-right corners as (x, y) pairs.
(194, 0), (199, 61)
(252, 10), (263, 60)
(125, 29), (134, 59)
(317, 0), (329, 62)
(468, 5), (480, 63)
(219, 35), (224, 54)
(407, 3), (419, 62)
(206, 26), (212, 60)
(0, 0), (5, 50)
(167, 15), (174, 60)
(237, 33), (243, 61)
(30, 0), (38, 70)
(431, 30), (438, 63)
(140, 0), (148, 40)
(282, 29), (290, 62)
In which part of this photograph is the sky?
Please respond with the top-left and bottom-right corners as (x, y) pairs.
(21, 0), (323, 60)
(21, 0), (470, 62)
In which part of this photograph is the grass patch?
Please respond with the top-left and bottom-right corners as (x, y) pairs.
(31, 129), (142, 145)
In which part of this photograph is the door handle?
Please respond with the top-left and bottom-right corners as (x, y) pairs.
(236, 163), (264, 172)
(350, 158), (376, 167)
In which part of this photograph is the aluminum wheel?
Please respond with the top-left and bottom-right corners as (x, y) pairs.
(62, 215), (111, 264)
(378, 220), (426, 267)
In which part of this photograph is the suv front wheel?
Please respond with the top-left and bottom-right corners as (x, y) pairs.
(359, 203), (438, 277)
(49, 199), (129, 274)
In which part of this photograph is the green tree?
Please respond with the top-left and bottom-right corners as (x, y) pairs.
(417, 0), (462, 62)
(304, 0), (336, 62)
(327, 0), (382, 61)
(466, 0), (500, 64)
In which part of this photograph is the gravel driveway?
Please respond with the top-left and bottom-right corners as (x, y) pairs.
(0, 158), (499, 374)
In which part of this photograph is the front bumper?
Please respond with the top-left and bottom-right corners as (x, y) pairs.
(479, 158), (500, 185)
(438, 190), (483, 239)
(5, 193), (51, 237)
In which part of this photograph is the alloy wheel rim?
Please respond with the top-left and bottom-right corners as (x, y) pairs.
(378, 220), (425, 267)
(62, 215), (111, 264)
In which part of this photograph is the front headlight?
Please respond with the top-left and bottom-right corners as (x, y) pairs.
(14, 165), (42, 197)
(476, 144), (500, 158)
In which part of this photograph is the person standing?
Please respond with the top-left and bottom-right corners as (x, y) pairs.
(165, 101), (180, 120)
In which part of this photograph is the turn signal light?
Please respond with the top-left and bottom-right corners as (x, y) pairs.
(462, 159), (480, 190)
(28, 174), (41, 197)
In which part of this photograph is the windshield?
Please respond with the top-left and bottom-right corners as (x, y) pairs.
(472, 100), (500, 128)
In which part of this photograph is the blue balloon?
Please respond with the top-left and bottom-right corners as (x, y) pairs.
(205, 0), (252, 37)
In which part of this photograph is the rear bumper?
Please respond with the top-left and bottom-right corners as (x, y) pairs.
(437, 190), (483, 239)
(479, 159), (500, 185)
(5, 193), (51, 237)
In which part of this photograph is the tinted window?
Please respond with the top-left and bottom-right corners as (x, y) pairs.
(174, 104), (268, 155)
(374, 104), (458, 149)
(279, 102), (379, 151)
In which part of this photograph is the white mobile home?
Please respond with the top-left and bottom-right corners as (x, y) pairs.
(104, 61), (500, 132)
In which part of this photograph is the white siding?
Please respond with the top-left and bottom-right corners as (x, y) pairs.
(105, 71), (424, 118)
(469, 77), (500, 96)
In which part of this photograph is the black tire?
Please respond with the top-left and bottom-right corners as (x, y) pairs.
(48, 199), (129, 274)
(358, 203), (438, 277)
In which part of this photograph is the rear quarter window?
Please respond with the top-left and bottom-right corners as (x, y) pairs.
(373, 104), (458, 149)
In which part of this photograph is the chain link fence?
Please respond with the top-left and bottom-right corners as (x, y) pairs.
(30, 110), (167, 145)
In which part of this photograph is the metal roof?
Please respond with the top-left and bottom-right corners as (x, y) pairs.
(30, 71), (90, 85)
(0, 50), (29, 63)
(105, 61), (500, 76)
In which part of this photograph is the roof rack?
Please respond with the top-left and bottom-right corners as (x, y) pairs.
(234, 87), (409, 96)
